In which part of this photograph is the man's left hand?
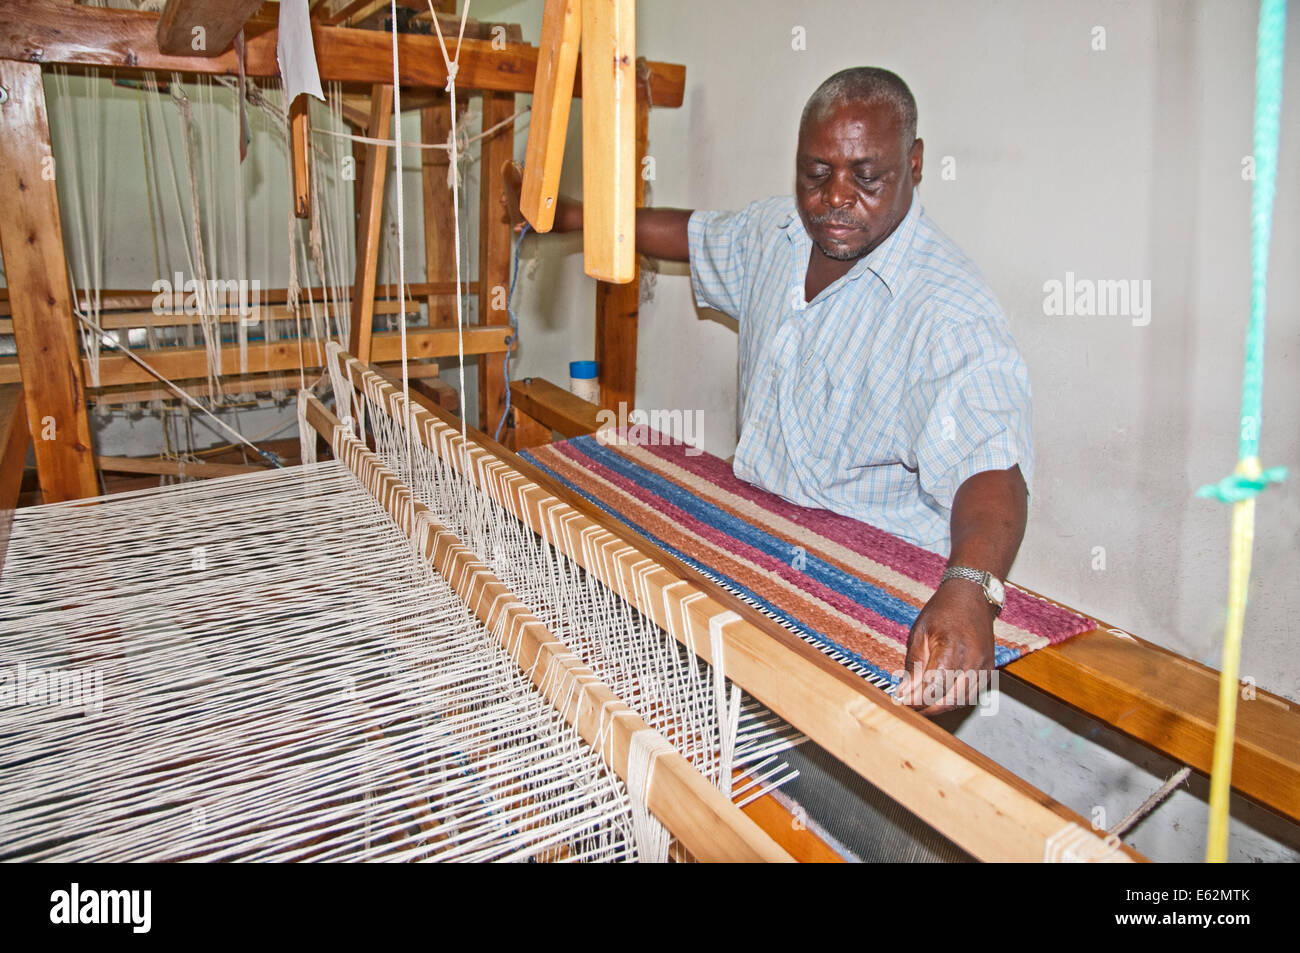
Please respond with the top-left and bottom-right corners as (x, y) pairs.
(895, 580), (996, 715)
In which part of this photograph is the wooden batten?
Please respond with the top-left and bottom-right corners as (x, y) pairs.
(301, 391), (793, 863)
(580, 0), (636, 284)
(594, 94), (649, 411)
(520, 0), (581, 233)
(0, 60), (98, 503)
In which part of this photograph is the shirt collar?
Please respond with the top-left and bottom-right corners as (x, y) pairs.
(780, 191), (922, 299)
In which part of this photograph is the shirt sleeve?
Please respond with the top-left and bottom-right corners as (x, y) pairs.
(906, 314), (1035, 509)
(687, 207), (752, 318)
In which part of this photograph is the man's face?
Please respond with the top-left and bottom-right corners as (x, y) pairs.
(795, 100), (923, 262)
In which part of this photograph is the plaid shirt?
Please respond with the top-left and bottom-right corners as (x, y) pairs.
(687, 194), (1033, 555)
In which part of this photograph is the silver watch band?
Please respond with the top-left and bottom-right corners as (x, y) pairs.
(939, 565), (1004, 614)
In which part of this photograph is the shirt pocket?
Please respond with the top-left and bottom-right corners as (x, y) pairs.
(815, 365), (903, 472)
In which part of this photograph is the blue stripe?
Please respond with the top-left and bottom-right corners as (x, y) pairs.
(566, 435), (920, 629)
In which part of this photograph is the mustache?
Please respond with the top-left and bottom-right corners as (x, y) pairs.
(809, 212), (867, 228)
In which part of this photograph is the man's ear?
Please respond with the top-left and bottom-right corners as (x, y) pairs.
(911, 137), (925, 187)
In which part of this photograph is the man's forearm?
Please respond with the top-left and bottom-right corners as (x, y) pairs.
(946, 464), (1028, 580)
(551, 200), (693, 262)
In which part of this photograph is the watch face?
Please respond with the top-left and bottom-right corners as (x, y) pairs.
(986, 576), (1005, 605)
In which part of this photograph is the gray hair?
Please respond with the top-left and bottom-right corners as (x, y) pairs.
(800, 67), (918, 145)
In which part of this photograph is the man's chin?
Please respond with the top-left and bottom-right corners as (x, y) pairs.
(815, 238), (870, 262)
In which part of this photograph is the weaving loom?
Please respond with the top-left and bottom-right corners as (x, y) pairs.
(0, 341), (1142, 862)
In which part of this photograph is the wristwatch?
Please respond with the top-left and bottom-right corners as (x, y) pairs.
(939, 566), (1005, 616)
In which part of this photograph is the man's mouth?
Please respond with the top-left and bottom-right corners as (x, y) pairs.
(820, 223), (863, 239)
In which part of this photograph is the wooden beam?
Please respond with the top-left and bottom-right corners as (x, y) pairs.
(594, 93), (648, 411)
(0, 281), (476, 316)
(156, 0), (262, 56)
(508, 378), (603, 439)
(340, 0), (388, 27)
(86, 361), (445, 406)
(0, 60), (98, 503)
(520, 0), (581, 232)
(476, 92), (516, 434)
(580, 0), (636, 284)
(1006, 616), (1300, 824)
(289, 94), (311, 219)
(0, 383), (31, 571)
(0, 2), (687, 107)
(348, 84), (394, 364)
(95, 455), (267, 479)
(0, 328), (510, 387)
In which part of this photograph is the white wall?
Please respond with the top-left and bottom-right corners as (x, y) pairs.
(479, 0), (1300, 861)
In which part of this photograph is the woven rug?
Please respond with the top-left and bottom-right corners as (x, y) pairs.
(522, 431), (1095, 689)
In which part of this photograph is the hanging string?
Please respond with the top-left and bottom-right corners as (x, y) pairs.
(71, 310), (282, 470)
(1195, 0), (1288, 863)
(312, 106), (528, 152)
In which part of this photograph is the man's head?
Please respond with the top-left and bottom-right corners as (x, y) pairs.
(796, 67), (924, 262)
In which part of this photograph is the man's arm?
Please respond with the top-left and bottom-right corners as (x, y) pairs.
(895, 463), (1028, 714)
(502, 162), (693, 261)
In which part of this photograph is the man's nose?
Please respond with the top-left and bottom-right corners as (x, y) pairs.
(824, 173), (854, 208)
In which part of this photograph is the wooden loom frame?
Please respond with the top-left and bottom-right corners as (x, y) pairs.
(0, 0), (675, 501)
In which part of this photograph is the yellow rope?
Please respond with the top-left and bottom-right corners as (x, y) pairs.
(1204, 459), (1260, 862)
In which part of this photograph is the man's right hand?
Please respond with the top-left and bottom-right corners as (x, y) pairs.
(499, 159), (692, 261)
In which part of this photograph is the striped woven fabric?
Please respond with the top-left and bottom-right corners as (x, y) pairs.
(522, 430), (1095, 689)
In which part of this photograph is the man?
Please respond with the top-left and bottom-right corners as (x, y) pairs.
(505, 68), (1032, 714)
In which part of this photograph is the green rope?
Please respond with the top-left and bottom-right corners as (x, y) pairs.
(1197, 0), (1289, 503)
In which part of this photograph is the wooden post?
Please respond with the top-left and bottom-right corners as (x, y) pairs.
(421, 101), (457, 329)
(0, 382), (30, 571)
(580, 0), (635, 284)
(348, 84), (393, 364)
(289, 93), (311, 219)
(476, 91), (515, 433)
(0, 61), (98, 502)
(593, 93), (648, 412)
